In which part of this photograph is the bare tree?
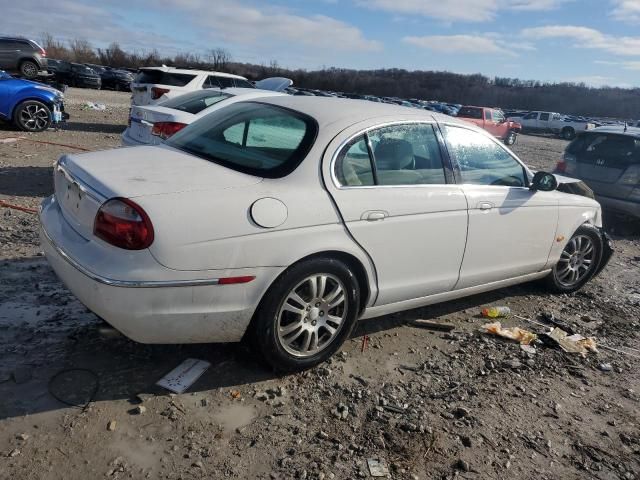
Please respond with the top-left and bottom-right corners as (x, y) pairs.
(69, 38), (97, 63)
(207, 48), (232, 70)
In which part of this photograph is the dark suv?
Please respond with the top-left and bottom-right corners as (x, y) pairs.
(0, 37), (48, 78)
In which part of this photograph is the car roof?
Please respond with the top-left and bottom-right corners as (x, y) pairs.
(587, 125), (640, 137)
(0, 36), (33, 42)
(248, 96), (469, 129)
(139, 66), (247, 80)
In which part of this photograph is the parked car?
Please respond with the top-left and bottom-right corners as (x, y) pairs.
(0, 70), (65, 132)
(457, 106), (522, 145)
(100, 69), (134, 91)
(40, 97), (612, 370)
(130, 66), (255, 106)
(51, 63), (101, 89)
(555, 126), (640, 219)
(121, 88), (285, 146)
(516, 111), (595, 140)
(0, 37), (48, 79)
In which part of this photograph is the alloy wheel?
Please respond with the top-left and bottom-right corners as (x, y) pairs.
(19, 104), (50, 131)
(276, 274), (348, 358)
(556, 235), (595, 287)
(21, 62), (38, 78)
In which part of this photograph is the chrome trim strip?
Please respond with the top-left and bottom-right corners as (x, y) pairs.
(40, 206), (221, 288)
(56, 157), (105, 202)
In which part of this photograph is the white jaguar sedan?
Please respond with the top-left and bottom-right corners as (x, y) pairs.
(40, 97), (612, 370)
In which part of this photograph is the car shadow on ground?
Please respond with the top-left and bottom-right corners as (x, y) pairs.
(62, 122), (126, 135)
(0, 256), (542, 421)
(0, 166), (53, 197)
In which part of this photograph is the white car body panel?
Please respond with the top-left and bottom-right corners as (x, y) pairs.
(122, 88), (285, 147)
(40, 97), (604, 346)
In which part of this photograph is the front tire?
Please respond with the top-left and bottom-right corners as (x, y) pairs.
(19, 60), (39, 79)
(504, 130), (517, 146)
(544, 225), (602, 293)
(13, 100), (52, 132)
(251, 258), (360, 371)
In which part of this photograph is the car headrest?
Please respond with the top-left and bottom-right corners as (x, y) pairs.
(374, 139), (414, 170)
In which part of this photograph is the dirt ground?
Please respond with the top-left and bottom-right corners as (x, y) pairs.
(0, 88), (638, 480)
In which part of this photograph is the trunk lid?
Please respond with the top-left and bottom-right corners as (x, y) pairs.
(128, 105), (184, 146)
(54, 146), (262, 238)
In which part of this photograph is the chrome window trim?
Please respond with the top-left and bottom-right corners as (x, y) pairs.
(330, 119), (454, 190)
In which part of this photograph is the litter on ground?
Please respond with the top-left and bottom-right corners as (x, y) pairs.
(482, 322), (537, 345)
(156, 358), (211, 394)
(546, 328), (598, 356)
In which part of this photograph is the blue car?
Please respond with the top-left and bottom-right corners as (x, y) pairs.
(0, 70), (66, 132)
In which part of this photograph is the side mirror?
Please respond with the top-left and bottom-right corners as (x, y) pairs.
(530, 171), (558, 192)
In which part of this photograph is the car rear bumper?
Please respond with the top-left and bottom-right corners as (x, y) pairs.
(121, 128), (147, 146)
(39, 195), (279, 344)
(596, 194), (640, 219)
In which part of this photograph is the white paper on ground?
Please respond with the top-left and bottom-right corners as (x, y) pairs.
(156, 358), (211, 394)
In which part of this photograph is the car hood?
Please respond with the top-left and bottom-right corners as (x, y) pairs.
(0, 77), (63, 96)
(60, 145), (262, 199)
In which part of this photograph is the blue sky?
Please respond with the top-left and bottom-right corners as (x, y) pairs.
(5, 0), (640, 87)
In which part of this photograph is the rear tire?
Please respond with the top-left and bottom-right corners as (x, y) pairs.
(250, 258), (360, 372)
(13, 100), (52, 132)
(19, 60), (39, 79)
(543, 224), (602, 293)
(562, 127), (576, 140)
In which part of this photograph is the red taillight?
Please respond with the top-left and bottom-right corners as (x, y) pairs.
(151, 122), (187, 139)
(151, 87), (170, 100)
(94, 198), (154, 250)
(218, 276), (256, 285)
(555, 160), (567, 173)
(41, 48), (46, 57)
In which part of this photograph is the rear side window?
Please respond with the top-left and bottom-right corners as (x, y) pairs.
(136, 70), (196, 87)
(336, 123), (447, 186)
(540, 113), (550, 121)
(457, 107), (483, 119)
(204, 76), (236, 88)
(166, 102), (317, 178)
(159, 90), (231, 114)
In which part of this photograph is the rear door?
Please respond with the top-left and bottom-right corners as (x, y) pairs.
(0, 40), (19, 69)
(442, 124), (558, 288)
(537, 112), (552, 132)
(568, 132), (640, 200)
(324, 121), (468, 306)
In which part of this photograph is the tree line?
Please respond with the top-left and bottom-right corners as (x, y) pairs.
(40, 34), (640, 120)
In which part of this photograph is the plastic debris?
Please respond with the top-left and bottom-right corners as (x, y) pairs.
(481, 306), (511, 318)
(598, 363), (613, 372)
(367, 458), (390, 477)
(482, 322), (537, 345)
(520, 344), (537, 355)
(82, 101), (106, 111)
(545, 328), (598, 356)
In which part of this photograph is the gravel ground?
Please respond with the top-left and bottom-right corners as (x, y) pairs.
(0, 88), (638, 480)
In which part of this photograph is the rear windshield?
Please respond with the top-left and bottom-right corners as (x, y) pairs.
(159, 90), (232, 114)
(457, 107), (483, 119)
(166, 102), (317, 178)
(567, 133), (640, 163)
(136, 70), (196, 87)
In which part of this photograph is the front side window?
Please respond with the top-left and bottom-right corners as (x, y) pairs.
(523, 112), (538, 120)
(166, 102), (317, 178)
(492, 111), (505, 122)
(540, 113), (550, 121)
(160, 90), (231, 114)
(335, 123), (447, 186)
(444, 126), (527, 187)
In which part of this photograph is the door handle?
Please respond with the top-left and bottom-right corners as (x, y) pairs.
(364, 211), (387, 221)
(477, 201), (494, 211)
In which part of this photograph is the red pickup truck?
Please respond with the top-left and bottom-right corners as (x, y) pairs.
(457, 106), (522, 146)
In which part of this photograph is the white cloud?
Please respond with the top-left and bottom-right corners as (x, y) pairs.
(610, 0), (640, 23)
(358, 0), (569, 22)
(157, 0), (381, 53)
(521, 25), (640, 56)
(595, 59), (640, 70)
(403, 34), (515, 55)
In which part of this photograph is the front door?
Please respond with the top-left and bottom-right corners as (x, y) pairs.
(324, 122), (468, 306)
(442, 124), (559, 289)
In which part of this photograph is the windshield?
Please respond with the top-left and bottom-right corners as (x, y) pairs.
(166, 102), (317, 178)
(136, 70), (196, 86)
(159, 90), (232, 114)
